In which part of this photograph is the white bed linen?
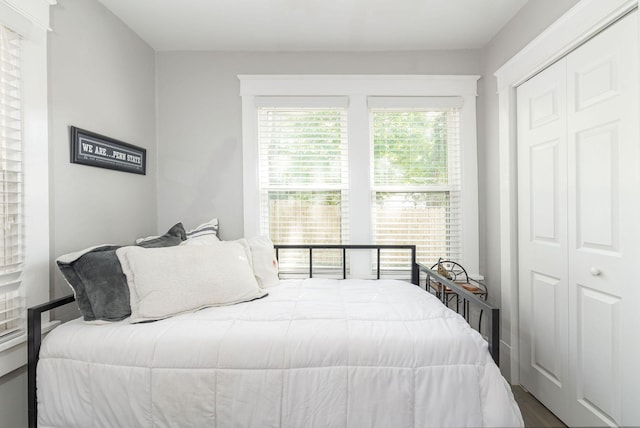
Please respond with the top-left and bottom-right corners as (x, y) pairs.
(37, 278), (523, 428)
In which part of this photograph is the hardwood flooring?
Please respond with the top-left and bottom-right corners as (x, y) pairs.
(512, 386), (567, 428)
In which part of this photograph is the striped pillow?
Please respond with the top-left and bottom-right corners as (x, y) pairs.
(186, 218), (219, 240)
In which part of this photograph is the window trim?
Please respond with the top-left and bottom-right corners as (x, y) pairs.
(0, 0), (53, 377)
(239, 75), (480, 277)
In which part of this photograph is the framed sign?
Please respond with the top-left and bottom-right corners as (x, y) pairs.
(70, 126), (146, 175)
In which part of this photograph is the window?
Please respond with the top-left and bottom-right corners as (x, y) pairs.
(0, 25), (22, 342)
(257, 99), (349, 271)
(240, 75), (480, 277)
(370, 98), (462, 268)
(0, 0), (52, 375)
(258, 102), (349, 245)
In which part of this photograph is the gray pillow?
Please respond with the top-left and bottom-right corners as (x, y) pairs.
(136, 222), (187, 248)
(57, 223), (187, 322)
(57, 245), (130, 322)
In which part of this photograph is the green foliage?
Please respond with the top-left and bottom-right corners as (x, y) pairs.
(373, 110), (449, 186)
(262, 110), (345, 187)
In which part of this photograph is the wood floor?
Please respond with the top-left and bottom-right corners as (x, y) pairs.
(512, 386), (567, 428)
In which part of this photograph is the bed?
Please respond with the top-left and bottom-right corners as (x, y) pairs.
(28, 243), (523, 428)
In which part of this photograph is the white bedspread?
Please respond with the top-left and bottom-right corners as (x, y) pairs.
(38, 278), (523, 428)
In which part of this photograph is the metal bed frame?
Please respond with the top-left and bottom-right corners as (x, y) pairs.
(273, 244), (420, 283)
(27, 244), (499, 428)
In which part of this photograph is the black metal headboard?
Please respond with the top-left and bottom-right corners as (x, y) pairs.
(274, 244), (419, 284)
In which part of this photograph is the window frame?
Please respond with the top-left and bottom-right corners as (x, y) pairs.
(0, 0), (52, 377)
(239, 75), (480, 277)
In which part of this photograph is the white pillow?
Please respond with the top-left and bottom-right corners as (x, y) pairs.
(182, 237), (253, 268)
(180, 235), (278, 288)
(246, 236), (280, 288)
(116, 242), (267, 323)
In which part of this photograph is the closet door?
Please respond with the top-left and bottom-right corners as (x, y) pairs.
(518, 11), (639, 427)
(517, 58), (570, 422)
(566, 11), (639, 427)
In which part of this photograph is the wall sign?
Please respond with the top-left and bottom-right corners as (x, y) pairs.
(70, 126), (146, 175)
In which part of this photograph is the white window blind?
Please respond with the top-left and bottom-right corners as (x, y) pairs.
(371, 107), (462, 268)
(258, 104), (349, 270)
(0, 25), (23, 342)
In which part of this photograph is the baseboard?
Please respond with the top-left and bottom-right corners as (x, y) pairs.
(500, 340), (512, 382)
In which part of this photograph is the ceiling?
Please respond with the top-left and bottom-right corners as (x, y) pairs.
(96, 0), (529, 52)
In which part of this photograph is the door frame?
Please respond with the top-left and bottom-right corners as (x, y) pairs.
(494, 0), (639, 384)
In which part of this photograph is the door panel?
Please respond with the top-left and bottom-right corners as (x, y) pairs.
(530, 141), (560, 243)
(574, 56), (618, 111)
(577, 285), (621, 425)
(566, 11), (638, 426)
(530, 88), (561, 128)
(530, 271), (562, 386)
(517, 58), (569, 420)
(574, 124), (619, 253)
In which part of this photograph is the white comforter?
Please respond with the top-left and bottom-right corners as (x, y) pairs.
(38, 279), (523, 428)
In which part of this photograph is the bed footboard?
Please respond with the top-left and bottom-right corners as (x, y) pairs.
(27, 294), (76, 428)
(417, 263), (500, 366)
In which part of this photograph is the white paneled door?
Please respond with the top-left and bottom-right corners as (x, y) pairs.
(518, 57), (571, 422)
(517, 11), (640, 427)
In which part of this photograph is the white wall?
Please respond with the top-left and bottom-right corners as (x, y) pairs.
(156, 50), (482, 238)
(479, 0), (582, 378)
(0, 0), (157, 426)
(0, 366), (27, 428)
(48, 0), (157, 316)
